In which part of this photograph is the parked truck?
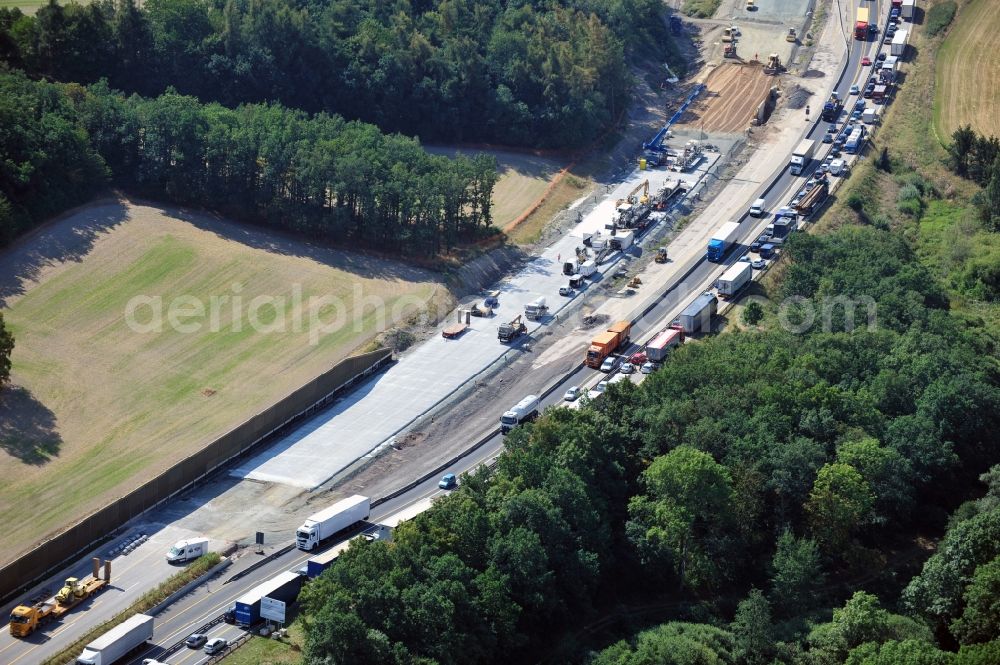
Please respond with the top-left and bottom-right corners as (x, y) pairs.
(525, 297), (549, 321)
(821, 94), (843, 122)
(891, 29), (908, 56)
(579, 259), (597, 277)
(166, 537), (208, 563)
(610, 230), (634, 251)
(855, 6), (869, 40)
(498, 314), (527, 342)
(76, 614), (153, 665)
(585, 321), (632, 368)
(644, 325), (685, 362)
(901, 0), (914, 19)
(676, 292), (718, 334)
(10, 558), (112, 637)
(707, 221), (741, 262)
(794, 179), (829, 217)
(296, 495), (370, 551)
(717, 262), (752, 299)
(845, 126), (867, 154)
(305, 540), (354, 579)
(500, 394), (540, 434)
(234, 571), (304, 626)
(789, 139), (815, 176)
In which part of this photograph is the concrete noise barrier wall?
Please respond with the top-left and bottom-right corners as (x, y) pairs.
(0, 348), (392, 605)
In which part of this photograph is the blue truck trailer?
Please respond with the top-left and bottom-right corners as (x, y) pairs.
(233, 571), (303, 626)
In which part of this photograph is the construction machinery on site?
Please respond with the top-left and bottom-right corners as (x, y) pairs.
(655, 247), (669, 263)
(764, 53), (784, 75)
(498, 315), (527, 343)
(627, 277), (642, 289)
(786, 28), (797, 42)
(10, 558), (112, 637)
(723, 42), (738, 59)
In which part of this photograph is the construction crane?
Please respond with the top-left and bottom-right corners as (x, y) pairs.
(643, 84), (707, 165)
(616, 180), (650, 208)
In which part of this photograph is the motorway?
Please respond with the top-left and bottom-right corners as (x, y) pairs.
(120, 6), (888, 662)
(3, 3), (890, 663)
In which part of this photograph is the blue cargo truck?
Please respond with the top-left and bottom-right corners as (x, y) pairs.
(706, 221), (741, 262)
(233, 571), (303, 626)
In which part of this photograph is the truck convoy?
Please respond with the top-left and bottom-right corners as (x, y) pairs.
(585, 321), (632, 368)
(855, 6), (869, 40)
(10, 558), (112, 637)
(717, 262), (752, 298)
(789, 139), (815, 176)
(165, 537), (208, 563)
(707, 221), (741, 262)
(500, 394), (540, 434)
(233, 571), (304, 626)
(644, 325), (685, 362)
(821, 94), (843, 122)
(498, 315), (527, 342)
(524, 297), (549, 321)
(295, 495), (371, 551)
(76, 613), (153, 665)
(676, 292), (718, 334)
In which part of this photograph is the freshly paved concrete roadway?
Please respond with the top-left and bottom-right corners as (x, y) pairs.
(229, 164), (714, 489)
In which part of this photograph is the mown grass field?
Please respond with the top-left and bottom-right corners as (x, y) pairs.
(0, 200), (441, 564)
(934, 0), (1000, 140)
(0, 0), (53, 14)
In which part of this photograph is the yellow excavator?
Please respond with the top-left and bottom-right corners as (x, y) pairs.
(616, 180), (650, 208)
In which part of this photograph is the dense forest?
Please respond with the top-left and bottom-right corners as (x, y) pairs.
(0, 71), (497, 255)
(0, 0), (674, 148)
(298, 224), (1000, 663)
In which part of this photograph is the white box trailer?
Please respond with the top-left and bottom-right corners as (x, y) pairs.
(901, 0), (914, 19)
(717, 262), (752, 298)
(579, 260), (597, 277)
(891, 30), (908, 57)
(676, 292), (718, 334)
(76, 614), (153, 665)
(296, 495), (371, 551)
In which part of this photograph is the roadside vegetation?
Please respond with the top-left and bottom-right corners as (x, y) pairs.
(40, 553), (222, 665)
(682, 0), (723, 19)
(0, 312), (12, 387)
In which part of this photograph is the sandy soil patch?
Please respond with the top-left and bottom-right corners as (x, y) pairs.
(676, 62), (774, 133)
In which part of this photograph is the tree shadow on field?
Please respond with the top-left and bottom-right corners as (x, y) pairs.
(0, 200), (128, 308)
(0, 386), (62, 465)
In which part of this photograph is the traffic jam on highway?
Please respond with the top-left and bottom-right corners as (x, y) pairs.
(4, 4), (908, 665)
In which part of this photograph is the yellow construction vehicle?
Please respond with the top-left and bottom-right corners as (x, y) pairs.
(10, 559), (111, 637)
(616, 180), (650, 208)
(627, 277), (643, 289)
(655, 247), (668, 263)
(786, 28), (797, 42)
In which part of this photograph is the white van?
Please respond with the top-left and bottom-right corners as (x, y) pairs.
(749, 198), (766, 217)
(166, 537), (209, 563)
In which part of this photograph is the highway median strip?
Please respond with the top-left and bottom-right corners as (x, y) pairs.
(39, 553), (222, 665)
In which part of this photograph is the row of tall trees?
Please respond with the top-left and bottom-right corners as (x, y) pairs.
(0, 70), (498, 255)
(297, 224), (1000, 664)
(0, 0), (675, 148)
